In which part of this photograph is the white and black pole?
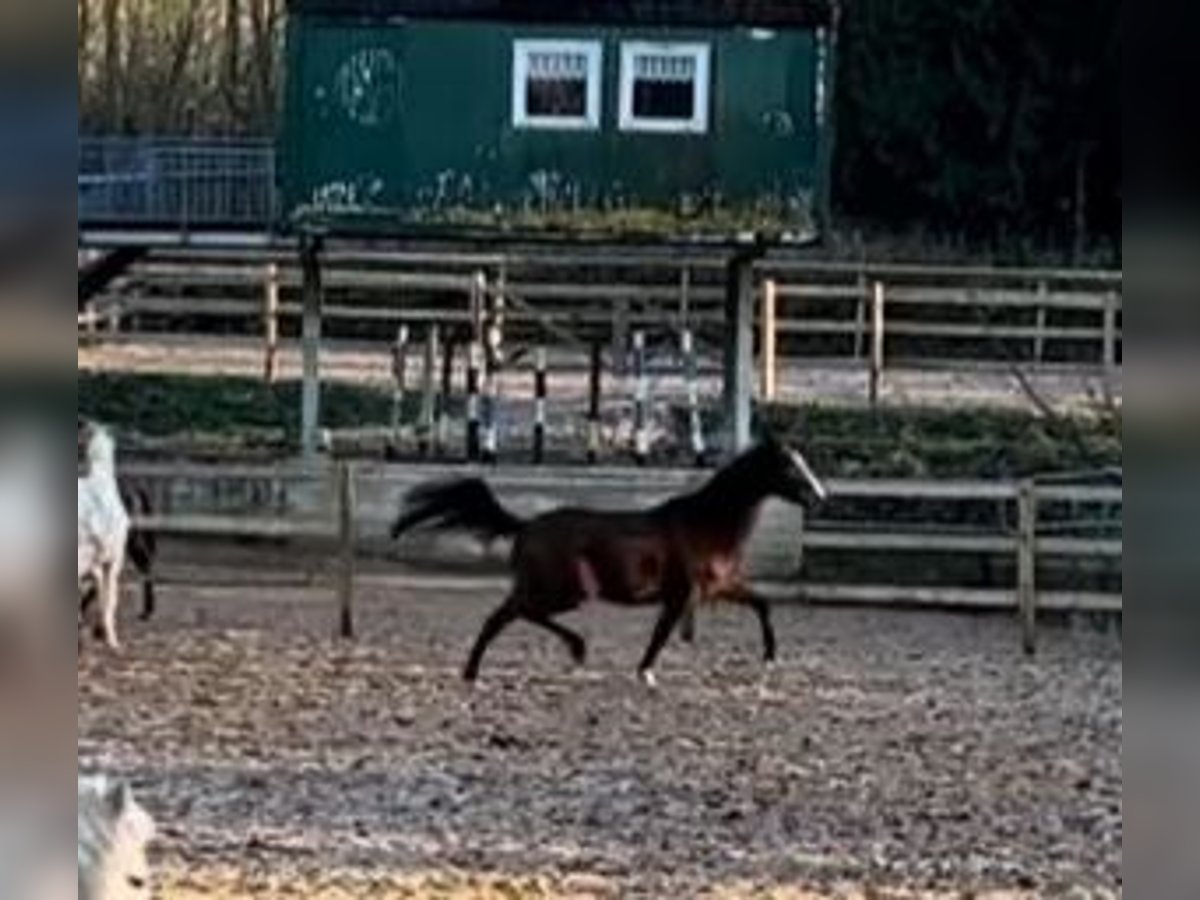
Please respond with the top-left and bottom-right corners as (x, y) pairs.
(533, 345), (547, 464)
(390, 325), (409, 451)
(482, 324), (500, 465)
(633, 330), (649, 466)
(682, 327), (707, 466)
(465, 339), (481, 461)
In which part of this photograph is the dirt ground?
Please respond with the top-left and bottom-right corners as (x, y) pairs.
(78, 575), (1121, 899)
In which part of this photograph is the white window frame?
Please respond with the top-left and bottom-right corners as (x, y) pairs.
(511, 39), (603, 131)
(618, 41), (712, 134)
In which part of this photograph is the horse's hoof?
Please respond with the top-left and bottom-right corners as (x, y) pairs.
(638, 669), (658, 689)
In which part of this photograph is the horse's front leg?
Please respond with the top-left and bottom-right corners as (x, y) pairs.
(98, 558), (123, 652)
(678, 605), (696, 645)
(724, 583), (777, 663)
(637, 577), (693, 687)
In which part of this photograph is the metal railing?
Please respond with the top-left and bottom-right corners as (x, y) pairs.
(78, 137), (278, 229)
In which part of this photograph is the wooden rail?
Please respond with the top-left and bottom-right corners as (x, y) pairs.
(759, 268), (1122, 404)
(121, 461), (1121, 653)
(88, 251), (1121, 412)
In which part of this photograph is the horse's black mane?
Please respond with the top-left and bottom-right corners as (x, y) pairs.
(656, 443), (778, 522)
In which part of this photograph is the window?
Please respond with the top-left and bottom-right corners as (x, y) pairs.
(512, 39), (602, 130)
(619, 42), (711, 134)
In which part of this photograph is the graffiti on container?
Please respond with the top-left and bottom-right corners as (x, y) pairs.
(760, 109), (796, 138)
(335, 47), (401, 127)
(416, 170), (479, 210)
(310, 176), (385, 211)
(523, 170), (583, 215)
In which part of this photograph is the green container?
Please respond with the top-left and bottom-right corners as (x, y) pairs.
(282, 2), (831, 240)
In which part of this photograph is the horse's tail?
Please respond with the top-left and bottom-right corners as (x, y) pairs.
(390, 477), (525, 543)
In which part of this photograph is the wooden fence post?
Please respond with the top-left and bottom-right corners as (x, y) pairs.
(869, 280), (886, 407)
(1103, 291), (1119, 376)
(299, 237), (323, 461)
(336, 462), (357, 640)
(1033, 280), (1048, 365)
(263, 262), (280, 384)
(1017, 481), (1038, 656)
(854, 274), (868, 360)
(761, 278), (778, 401)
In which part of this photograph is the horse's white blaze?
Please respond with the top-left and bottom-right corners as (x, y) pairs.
(788, 448), (828, 501)
(78, 775), (156, 900)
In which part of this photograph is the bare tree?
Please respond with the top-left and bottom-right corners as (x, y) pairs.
(248, 0), (281, 129)
(101, 0), (121, 126)
(222, 0), (245, 124)
(160, 0), (201, 131)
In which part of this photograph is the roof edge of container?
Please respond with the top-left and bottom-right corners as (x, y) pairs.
(286, 0), (833, 29)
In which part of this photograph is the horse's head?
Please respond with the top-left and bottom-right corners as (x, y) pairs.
(755, 437), (828, 507)
(78, 775), (156, 900)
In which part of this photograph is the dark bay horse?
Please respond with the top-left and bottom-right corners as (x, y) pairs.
(390, 439), (827, 684)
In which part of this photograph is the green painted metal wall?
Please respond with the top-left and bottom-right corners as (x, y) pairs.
(282, 17), (822, 238)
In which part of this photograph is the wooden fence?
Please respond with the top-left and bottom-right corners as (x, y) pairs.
(83, 251), (1122, 402)
(758, 262), (1122, 404)
(122, 460), (1121, 654)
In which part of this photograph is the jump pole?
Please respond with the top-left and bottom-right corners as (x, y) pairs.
(633, 330), (649, 466)
(533, 345), (548, 464)
(587, 340), (602, 465)
(682, 327), (706, 466)
(465, 340), (482, 461)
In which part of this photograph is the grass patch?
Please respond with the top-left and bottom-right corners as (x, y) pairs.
(759, 404), (1120, 480)
(79, 372), (398, 447)
(81, 371), (1121, 479)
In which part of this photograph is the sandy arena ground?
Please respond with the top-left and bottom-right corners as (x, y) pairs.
(78, 575), (1121, 899)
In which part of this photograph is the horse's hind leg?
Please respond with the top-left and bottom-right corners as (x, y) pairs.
(128, 533), (156, 620)
(140, 579), (156, 622)
(526, 613), (587, 665)
(463, 599), (520, 682)
(727, 585), (777, 663)
(678, 606), (696, 645)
